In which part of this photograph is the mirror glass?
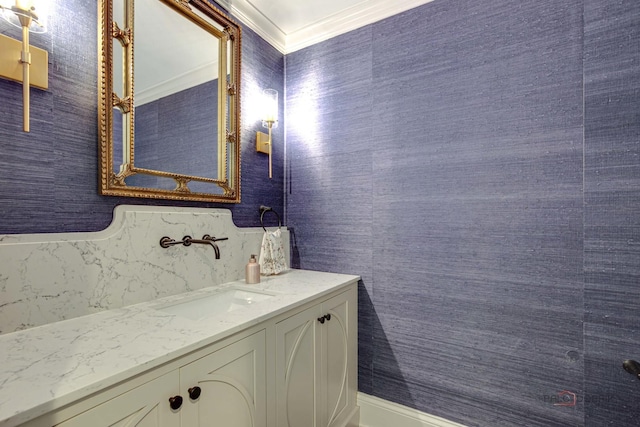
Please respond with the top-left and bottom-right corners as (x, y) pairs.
(99, 0), (241, 202)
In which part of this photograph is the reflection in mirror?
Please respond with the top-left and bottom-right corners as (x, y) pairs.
(133, 0), (219, 179)
(99, 0), (241, 202)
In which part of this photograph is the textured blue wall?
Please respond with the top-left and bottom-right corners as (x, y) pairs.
(0, 0), (284, 234)
(584, 0), (640, 425)
(2, 0), (639, 425)
(135, 79), (219, 181)
(286, 0), (639, 426)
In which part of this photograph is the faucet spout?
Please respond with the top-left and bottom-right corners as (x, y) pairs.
(202, 235), (228, 259)
(207, 241), (221, 259)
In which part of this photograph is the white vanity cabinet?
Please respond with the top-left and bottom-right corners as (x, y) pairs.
(275, 287), (357, 427)
(28, 331), (266, 427)
(54, 371), (181, 427)
(179, 330), (266, 427)
(14, 278), (358, 427)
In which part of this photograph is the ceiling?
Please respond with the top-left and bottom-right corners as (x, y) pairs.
(216, 0), (435, 53)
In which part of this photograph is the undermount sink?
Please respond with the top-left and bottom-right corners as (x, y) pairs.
(156, 287), (276, 320)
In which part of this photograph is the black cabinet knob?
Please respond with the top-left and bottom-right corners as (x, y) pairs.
(318, 314), (332, 324)
(169, 395), (183, 410)
(188, 386), (202, 400)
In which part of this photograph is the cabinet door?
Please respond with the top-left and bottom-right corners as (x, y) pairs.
(179, 330), (267, 427)
(275, 305), (322, 427)
(322, 290), (356, 427)
(55, 371), (180, 427)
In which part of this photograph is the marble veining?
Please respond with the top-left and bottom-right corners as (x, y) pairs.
(0, 269), (358, 427)
(0, 205), (289, 335)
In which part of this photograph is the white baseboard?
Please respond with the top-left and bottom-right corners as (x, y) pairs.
(357, 393), (468, 427)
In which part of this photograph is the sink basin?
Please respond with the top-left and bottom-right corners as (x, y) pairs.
(156, 288), (276, 320)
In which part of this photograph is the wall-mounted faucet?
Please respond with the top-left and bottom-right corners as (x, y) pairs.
(160, 235), (229, 259)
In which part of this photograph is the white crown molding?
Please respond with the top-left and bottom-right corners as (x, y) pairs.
(285, 0), (435, 53)
(215, 0), (287, 53)
(136, 62), (218, 106)
(217, 0), (434, 54)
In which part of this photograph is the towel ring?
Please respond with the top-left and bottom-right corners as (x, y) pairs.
(260, 205), (282, 231)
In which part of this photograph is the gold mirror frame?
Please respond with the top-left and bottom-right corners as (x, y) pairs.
(98, 0), (241, 202)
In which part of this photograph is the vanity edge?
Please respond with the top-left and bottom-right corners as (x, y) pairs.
(0, 269), (360, 427)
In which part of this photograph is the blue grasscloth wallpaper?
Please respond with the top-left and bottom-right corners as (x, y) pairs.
(0, 0), (285, 234)
(1, 0), (639, 425)
(286, 0), (639, 426)
(134, 80), (219, 184)
(584, 0), (640, 425)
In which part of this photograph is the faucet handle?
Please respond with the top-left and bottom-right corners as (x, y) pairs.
(160, 236), (181, 248)
(202, 235), (228, 242)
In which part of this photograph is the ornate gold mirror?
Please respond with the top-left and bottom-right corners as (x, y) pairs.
(98, 0), (241, 202)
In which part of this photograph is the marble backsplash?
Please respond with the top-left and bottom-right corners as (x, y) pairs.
(0, 205), (289, 335)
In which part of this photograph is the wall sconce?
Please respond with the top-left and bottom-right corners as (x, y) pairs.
(0, 0), (49, 133)
(256, 88), (278, 178)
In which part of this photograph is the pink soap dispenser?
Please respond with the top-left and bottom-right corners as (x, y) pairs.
(246, 254), (260, 284)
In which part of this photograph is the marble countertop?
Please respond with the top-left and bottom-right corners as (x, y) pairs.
(0, 269), (359, 427)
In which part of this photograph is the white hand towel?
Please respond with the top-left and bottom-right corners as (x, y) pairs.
(259, 228), (288, 275)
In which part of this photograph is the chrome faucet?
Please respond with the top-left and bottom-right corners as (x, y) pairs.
(160, 235), (229, 259)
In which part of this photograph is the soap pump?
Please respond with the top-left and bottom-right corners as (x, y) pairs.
(246, 254), (260, 284)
